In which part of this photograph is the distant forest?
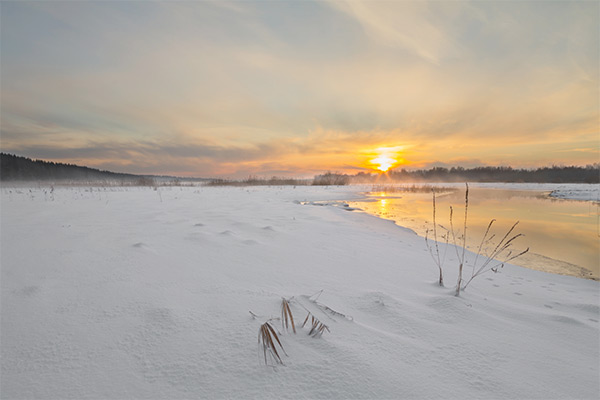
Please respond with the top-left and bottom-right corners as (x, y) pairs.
(355, 164), (600, 184)
(1, 152), (598, 184)
(0, 153), (140, 182)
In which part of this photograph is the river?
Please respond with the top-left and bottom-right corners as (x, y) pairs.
(347, 186), (599, 280)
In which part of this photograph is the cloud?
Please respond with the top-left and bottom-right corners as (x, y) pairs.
(326, 0), (463, 64)
(1, 1), (598, 176)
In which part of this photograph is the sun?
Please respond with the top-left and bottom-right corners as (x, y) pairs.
(371, 155), (397, 172)
(368, 146), (405, 172)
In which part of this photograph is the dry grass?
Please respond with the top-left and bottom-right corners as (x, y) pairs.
(258, 322), (287, 365)
(206, 176), (310, 186)
(255, 293), (339, 366)
(371, 184), (458, 194)
(424, 183), (529, 296)
(281, 298), (296, 334)
(308, 290), (353, 321)
(461, 220), (529, 291)
(302, 312), (330, 337)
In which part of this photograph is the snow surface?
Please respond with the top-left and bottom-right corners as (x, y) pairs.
(1, 185), (598, 399)
(548, 184), (599, 202)
(466, 183), (598, 202)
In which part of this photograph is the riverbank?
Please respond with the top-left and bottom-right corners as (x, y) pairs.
(1, 185), (598, 399)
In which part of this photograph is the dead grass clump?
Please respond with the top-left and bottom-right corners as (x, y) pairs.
(258, 322), (287, 365)
(206, 176), (309, 186)
(302, 312), (330, 337)
(371, 184), (457, 194)
(255, 292), (344, 366)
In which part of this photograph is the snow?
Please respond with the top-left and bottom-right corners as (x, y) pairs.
(548, 184), (599, 202)
(1, 185), (598, 399)
(470, 182), (599, 202)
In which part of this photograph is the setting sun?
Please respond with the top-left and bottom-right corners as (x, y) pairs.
(367, 146), (406, 172)
(371, 155), (397, 172)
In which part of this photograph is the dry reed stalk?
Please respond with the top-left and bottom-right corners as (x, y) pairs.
(461, 221), (529, 290)
(446, 184), (529, 293)
(424, 190), (449, 287)
(449, 183), (469, 296)
(281, 298), (296, 333)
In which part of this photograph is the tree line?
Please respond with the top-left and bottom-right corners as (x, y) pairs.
(0, 153), (138, 182)
(328, 164), (599, 184)
(385, 165), (599, 183)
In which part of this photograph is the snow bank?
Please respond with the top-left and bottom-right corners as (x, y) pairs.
(1, 185), (598, 399)
(468, 182), (599, 202)
(548, 184), (599, 202)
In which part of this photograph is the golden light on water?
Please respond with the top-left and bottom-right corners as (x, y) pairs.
(380, 198), (388, 212)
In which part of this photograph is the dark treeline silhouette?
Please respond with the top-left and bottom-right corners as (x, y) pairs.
(309, 165), (599, 185)
(1, 153), (142, 182)
(353, 165), (599, 183)
(319, 165), (599, 184)
(0, 153), (209, 184)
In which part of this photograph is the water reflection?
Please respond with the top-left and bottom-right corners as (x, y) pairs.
(349, 188), (599, 280)
(379, 198), (388, 216)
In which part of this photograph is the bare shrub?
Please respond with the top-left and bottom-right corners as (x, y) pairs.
(133, 176), (156, 186)
(312, 172), (349, 186)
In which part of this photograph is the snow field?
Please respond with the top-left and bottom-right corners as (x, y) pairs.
(1, 185), (598, 399)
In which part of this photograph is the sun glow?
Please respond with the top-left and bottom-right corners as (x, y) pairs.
(368, 146), (405, 172)
(371, 155), (397, 172)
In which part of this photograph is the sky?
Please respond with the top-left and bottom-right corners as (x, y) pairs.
(1, 0), (598, 178)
